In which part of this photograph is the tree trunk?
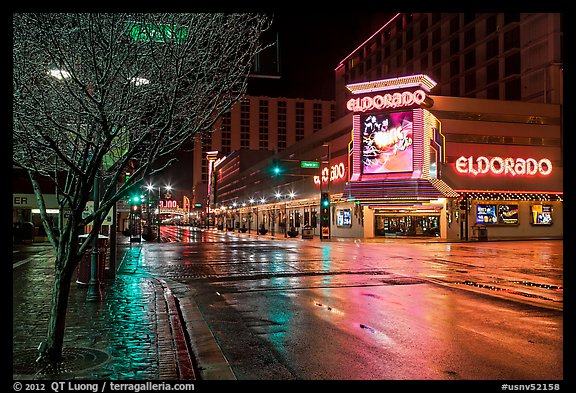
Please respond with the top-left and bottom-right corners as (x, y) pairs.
(40, 250), (77, 362)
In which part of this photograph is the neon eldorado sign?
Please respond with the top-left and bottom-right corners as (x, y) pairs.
(455, 156), (553, 176)
(314, 162), (347, 185)
(347, 89), (427, 112)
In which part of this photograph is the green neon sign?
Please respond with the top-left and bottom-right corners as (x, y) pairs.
(301, 161), (320, 169)
(126, 22), (188, 43)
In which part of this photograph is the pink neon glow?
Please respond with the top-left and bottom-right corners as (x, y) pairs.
(347, 90), (426, 112)
(455, 156), (553, 176)
(313, 162), (347, 185)
(160, 200), (178, 209)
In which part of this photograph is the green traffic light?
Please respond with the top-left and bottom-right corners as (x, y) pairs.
(322, 200), (329, 207)
(273, 166), (280, 175)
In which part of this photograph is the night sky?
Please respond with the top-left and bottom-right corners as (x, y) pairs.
(164, 13), (394, 197)
(249, 12), (394, 100)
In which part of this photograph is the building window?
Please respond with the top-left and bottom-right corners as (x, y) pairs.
(464, 12), (476, 26)
(420, 55), (428, 70)
(464, 28), (475, 48)
(201, 132), (211, 182)
(313, 103), (322, 133)
(465, 72), (476, 94)
(504, 52), (521, 77)
(450, 15), (460, 35)
(450, 37), (459, 56)
(240, 99), (250, 148)
(487, 85), (499, 99)
(487, 61), (499, 84)
(277, 101), (287, 151)
(396, 16), (404, 33)
(486, 14), (498, 34)
(504, 13), (520, 25)
(330, 103), (335, 123)
(406, 45), (413, 61)
(406, 28), (413, 43)
(432, 48), (441, 65)
(486, 37), (499, 59)
(464, 50), (476, 70)
(432, 28), (441, 46)
(450, 78), (460, 96)
(259, 99), (268, 150)
(504, 26), (520, 51)
(295, 102), (305, 142)
(221, 112), (231, 154)
(420, 36), (428, 52)
(505, 78), (521, 100)
(420, 15), (428, 32)
(450, 58), (459, 75)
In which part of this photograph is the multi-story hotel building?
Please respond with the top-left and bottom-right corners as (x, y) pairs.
(191, 96), (335, 207)
(335, 13), (563, 117)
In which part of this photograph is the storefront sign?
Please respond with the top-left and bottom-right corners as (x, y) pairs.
(314, 162), (346, 185)
(347, 89), (427, 113)
(476, 203), (519, 225)
(336, 209), (352, 227)
(455, 156), (553, 176)
(531, 204), (552, 225)
(160, 200), (179, 209)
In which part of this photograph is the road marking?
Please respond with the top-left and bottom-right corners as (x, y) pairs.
(13, 257), (34, 269)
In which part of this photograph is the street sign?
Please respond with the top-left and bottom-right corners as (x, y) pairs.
(301, 161), (320, 169)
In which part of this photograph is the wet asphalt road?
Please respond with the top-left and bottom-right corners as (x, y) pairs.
(136, 227), (563, 380)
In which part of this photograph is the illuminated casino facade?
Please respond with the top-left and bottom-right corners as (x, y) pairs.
(207, 12), (562, 241)
(208, 73), (562, 241)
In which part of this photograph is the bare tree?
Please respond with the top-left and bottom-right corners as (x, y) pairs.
(13, 13), (271, 362)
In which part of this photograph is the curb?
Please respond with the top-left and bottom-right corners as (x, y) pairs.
(158, 279), (196, 380)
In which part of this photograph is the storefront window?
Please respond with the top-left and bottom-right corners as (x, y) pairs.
(375, 215), (439, 236)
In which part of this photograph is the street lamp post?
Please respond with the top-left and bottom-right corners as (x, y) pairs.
(86, 172), (102, 302)
(248, 199), (255, 234)
(146, 183), (171, 242)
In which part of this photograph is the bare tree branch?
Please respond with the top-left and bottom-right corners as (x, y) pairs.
(13, 12), (272, 362)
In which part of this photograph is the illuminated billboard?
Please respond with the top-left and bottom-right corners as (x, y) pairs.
(361, 111), (413, 174)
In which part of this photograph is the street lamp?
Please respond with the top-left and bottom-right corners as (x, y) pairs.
(146, 183), (172, 241)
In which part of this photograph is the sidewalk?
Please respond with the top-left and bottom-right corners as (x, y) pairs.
(12, 236), (194, 381)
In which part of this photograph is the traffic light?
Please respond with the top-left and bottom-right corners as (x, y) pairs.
(129, 194), (142, 215)
(320, 192), (330, 227)
(321, 192), (330, 208)
(131, 203), (141, 215)
(271, 160), (282, 176)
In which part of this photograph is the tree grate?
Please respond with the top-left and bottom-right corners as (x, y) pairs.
(13, 347), (109, 377)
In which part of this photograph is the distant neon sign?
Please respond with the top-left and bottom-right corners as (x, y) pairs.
(160, 200), (179, 209)
(455, 156), (553, 176)
(347, 89), (427, 113)
(314, 162), (346, 185)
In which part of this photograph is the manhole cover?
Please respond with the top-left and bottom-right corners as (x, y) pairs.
(13, 347), (109, 377)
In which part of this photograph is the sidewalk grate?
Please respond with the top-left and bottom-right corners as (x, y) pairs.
(13, 347), (109, 377)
